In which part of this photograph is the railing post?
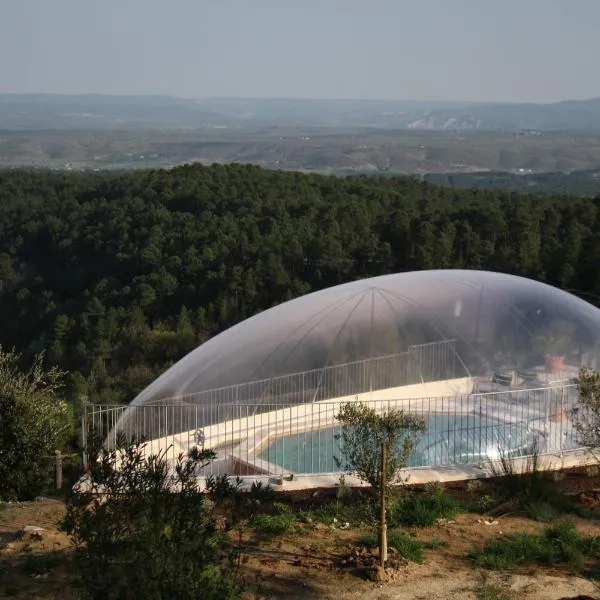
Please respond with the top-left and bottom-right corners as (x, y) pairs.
(55, 450), (63, 490)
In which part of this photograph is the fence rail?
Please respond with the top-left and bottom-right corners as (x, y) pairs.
(84, 383), (583, 478)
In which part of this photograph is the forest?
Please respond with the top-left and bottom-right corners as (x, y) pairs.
(1, 163), (600, 406)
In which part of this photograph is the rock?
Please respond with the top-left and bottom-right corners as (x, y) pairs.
(20, 526), (44, 534)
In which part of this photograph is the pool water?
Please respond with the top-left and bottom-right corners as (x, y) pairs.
(257, 414), (533, 474)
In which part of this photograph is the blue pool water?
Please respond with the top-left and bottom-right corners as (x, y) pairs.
(257, 414), (533, 474)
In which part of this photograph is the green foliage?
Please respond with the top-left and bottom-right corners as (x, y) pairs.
(573, 366), (600, 448)
(335, 402), (426, 488)
(488, 446), (554, 506)
(62, 440), (241, 600)
(390, 483), (459, 528)
(0, 165), (599, 406)
(359, 528), (427, 563)
(470, 520), (600, 572)
(0, 347), (73, 500)
(300, 495), (376, 527)
(250, 502), (297, 536)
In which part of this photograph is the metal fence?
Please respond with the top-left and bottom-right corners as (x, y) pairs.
(84, 382), (583, 478)
(112, 339), (465, 439)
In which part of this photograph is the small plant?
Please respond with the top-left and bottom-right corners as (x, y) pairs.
(205, 474), (242, 504)
(488, 445), (553, 505)
(337, 474), (349, 499)
(249, 480), (276, 502)
(470, 520), (600, 572)
(488, 444), (595, 521)
(359, 528), (431, 563)
(250, 502), (297, 536)
(390, 482), (459, 528)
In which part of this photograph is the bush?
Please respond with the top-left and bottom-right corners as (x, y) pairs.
(62, 439), (241, 600)
(390, 483), (459, 527)
(470, 520), (600, 572)
(0, 348), (73, 500)
(250, 502), (297, 536)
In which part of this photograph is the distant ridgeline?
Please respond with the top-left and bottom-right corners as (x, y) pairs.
(423, 170), (600, 198)
(0, 163), (599, 405)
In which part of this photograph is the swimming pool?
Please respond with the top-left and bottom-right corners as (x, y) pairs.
(257, 414), (535, 474)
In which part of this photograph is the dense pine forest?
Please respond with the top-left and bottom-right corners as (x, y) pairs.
(1, 163), (600, 406)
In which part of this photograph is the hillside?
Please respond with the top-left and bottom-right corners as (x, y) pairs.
(2, 94), (600, 131)
(3, 129), (600, 175)
(1, 164), (599, 406)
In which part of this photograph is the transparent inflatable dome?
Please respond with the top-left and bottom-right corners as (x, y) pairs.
(106, 270), (600, 474)
(131, 270), (600, 411)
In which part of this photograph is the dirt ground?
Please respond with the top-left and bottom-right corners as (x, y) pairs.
(2, 480), (600, 600)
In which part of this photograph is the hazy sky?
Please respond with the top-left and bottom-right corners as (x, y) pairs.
(1, 0), (599, 103)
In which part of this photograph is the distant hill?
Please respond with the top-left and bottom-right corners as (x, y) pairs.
(407, 98), (600, 131)
(2, 94), (600, 131)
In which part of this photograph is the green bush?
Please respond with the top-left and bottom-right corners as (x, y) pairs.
(250, 502), (297, 536)
(390, 483), (459, 528)
(62, 440), (241, 600)
(0, 348), (73, 500)
(471, 520), (600, 572)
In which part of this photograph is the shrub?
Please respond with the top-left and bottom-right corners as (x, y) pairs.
(250, 502), (297, 536)
(471, 520), (600, 572)
(391, 482), (459, 527)
(0, 348), (73, 500)
(62, 440), (241, 600)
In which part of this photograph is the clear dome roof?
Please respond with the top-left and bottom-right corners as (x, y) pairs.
(132, 269), (600, 409)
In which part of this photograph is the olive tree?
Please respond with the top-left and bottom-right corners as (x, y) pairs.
(335, 402), (426, 566)
(0, 347), (73, 500)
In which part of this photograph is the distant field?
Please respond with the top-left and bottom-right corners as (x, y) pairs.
(2, 128), (600, 175)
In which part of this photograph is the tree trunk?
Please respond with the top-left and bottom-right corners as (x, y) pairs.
(379, 442), (387, 567)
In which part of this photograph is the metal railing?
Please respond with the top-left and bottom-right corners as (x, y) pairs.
(84, 382), (583, 478)
(113, 340), (466, 439)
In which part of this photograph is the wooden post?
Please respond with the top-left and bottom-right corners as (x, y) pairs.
(55, 450), (63, 490)
(379, 442), (388, 567)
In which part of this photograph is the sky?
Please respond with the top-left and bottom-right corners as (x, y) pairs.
(1, 0), (599, 103)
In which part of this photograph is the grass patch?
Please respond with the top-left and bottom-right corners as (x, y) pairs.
(358, 528), (442, 563)
(470, 520), (600, 572)
(300, 498), (376, 527)
(390, 483), (459, 528)
(250, 502), (297, 536)
(487, 448), (599, 522)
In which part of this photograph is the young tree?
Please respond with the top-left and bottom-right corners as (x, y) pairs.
(0, 347), (73, 500)
(335, 402), (426, 566)
(63, 440), (242, 600)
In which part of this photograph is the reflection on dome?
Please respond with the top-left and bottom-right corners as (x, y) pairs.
(108, 270), (600, 477)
